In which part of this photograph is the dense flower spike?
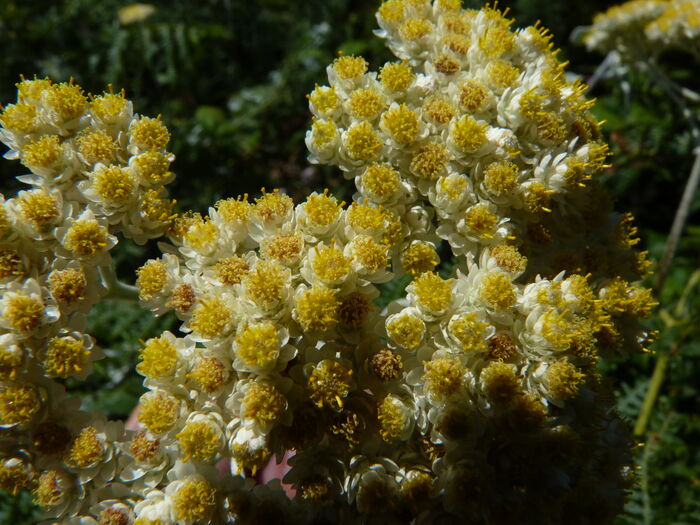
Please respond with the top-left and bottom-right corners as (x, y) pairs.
(0, 2), (654, 524)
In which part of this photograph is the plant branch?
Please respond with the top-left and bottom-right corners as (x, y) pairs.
(654, 149), (700, 294)
(634, 349), (671, 437)
(99, 265), (139, 302)
(586, 51), (618, 93)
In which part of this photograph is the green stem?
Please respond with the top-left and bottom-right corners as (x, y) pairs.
(99, 266), (139, 301)
(634, 350), (671, 437)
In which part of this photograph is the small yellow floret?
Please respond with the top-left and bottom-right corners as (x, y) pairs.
(464, 204), (497, 239)
(130, 116), (170, 150)
(262, 233), (303, 265)
(443, 33), (470, 54)
(412, 272), (453, 313)
(139, 188), (176, 224)
(308, 85), (339, 115)
(378, 0), (405, 24)
(168, 283), (196, 314)
(480, 272), (516, 310)
(48, 268), (85, 304)
(338, 291), (373, 328)
(451, 115), (487, 152)
(0, 103), (38, 134)
(347, 201), (385, 231)
(0, 384), (40, 425)
(17, 190), (59, 230)
(183, 216), (217, 250)
(216, 195), (251, 224)
(176, 422), (220, 462)
(231, 443), (270, 475)
(243, 381), (285, 427)
(44, 335), (90, 378)
(172, 479), (216, 522)
(244, 260), (288, 307)
(348, 89), (385, 120)
(382, 104), (419, 144)
(385, 211), (404, 249)
(187, 357), (228, 393)
(312, 243), (350, 283)
(308, 360), (353, 410)
(90, 92), (128, 124)
(423, 97), (455, 125)
(434, 53), (461, 75)
(370, 348), (403, 381)
(311, 119), (337, 147)
(378, 396), (406, 442)
(410, 142), (449, 180)
(0, 207), (9, 238)
(544, 361), (585, 400)
(333, 55), (368, 80)
(294, 286), (340, 332)
(189, 296), (231, 338)
(134, 150), (171, 185)
(136, 259), (168, 301)
(21, 135), (62, 170)
(487, 60), (520, 89)
(235, 322), (280, 368)
(138, 392), (179, 434)
(345, 121), (382, 160)
(423, 357), (464, 398)
(535, 111), (566, 142)
(91, 165), (135, 206)
(4, 293), (44, 333)
(402, 241), (439, 276)
(478, 26), (515, 58)
(254, 189), (294, 225)
(77, 129), (117, 165)
(489, 244), (527, 273)
(0, 461), (31, 496)
(362, 163), (400, 202)
(438, 174), (468, 202)
(214, 256), (250, 285)
(67, 426), (103, 468)
(137, 335), (177, 379)
(449, 313), (488, 352)
(0, 346), (23, 380)
(481, 361), (520, 403)
(487, 333), (517, 361)
(387, 313), (424, 349)
(17, 77), (52, 103)
(436, 0), (462, 10)
(129, 431), (160, 463)
(523, 181), (553, 213)
(304, 189), (343, 227)
(34, 470), (67, 508)
(483, 161), (518, 195)
(350, 235), (389, 272)
(45, 82), (87, 121)
(459, 80), (488, 112)
(400, 18), (432, 40)
(379, 61), (414, 92)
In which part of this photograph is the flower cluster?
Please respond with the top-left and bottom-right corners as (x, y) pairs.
(0, 2), (655, 524)
(0, 78), (175, 523)
(585, 0), (700, 56)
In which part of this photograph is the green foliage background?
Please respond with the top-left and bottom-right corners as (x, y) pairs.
(1, 1), (698, 523)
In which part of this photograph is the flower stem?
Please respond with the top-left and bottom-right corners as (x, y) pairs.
(99, 265), (139, 301)
(654, 149), (700, 294)
(634, 349), (671, 437)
